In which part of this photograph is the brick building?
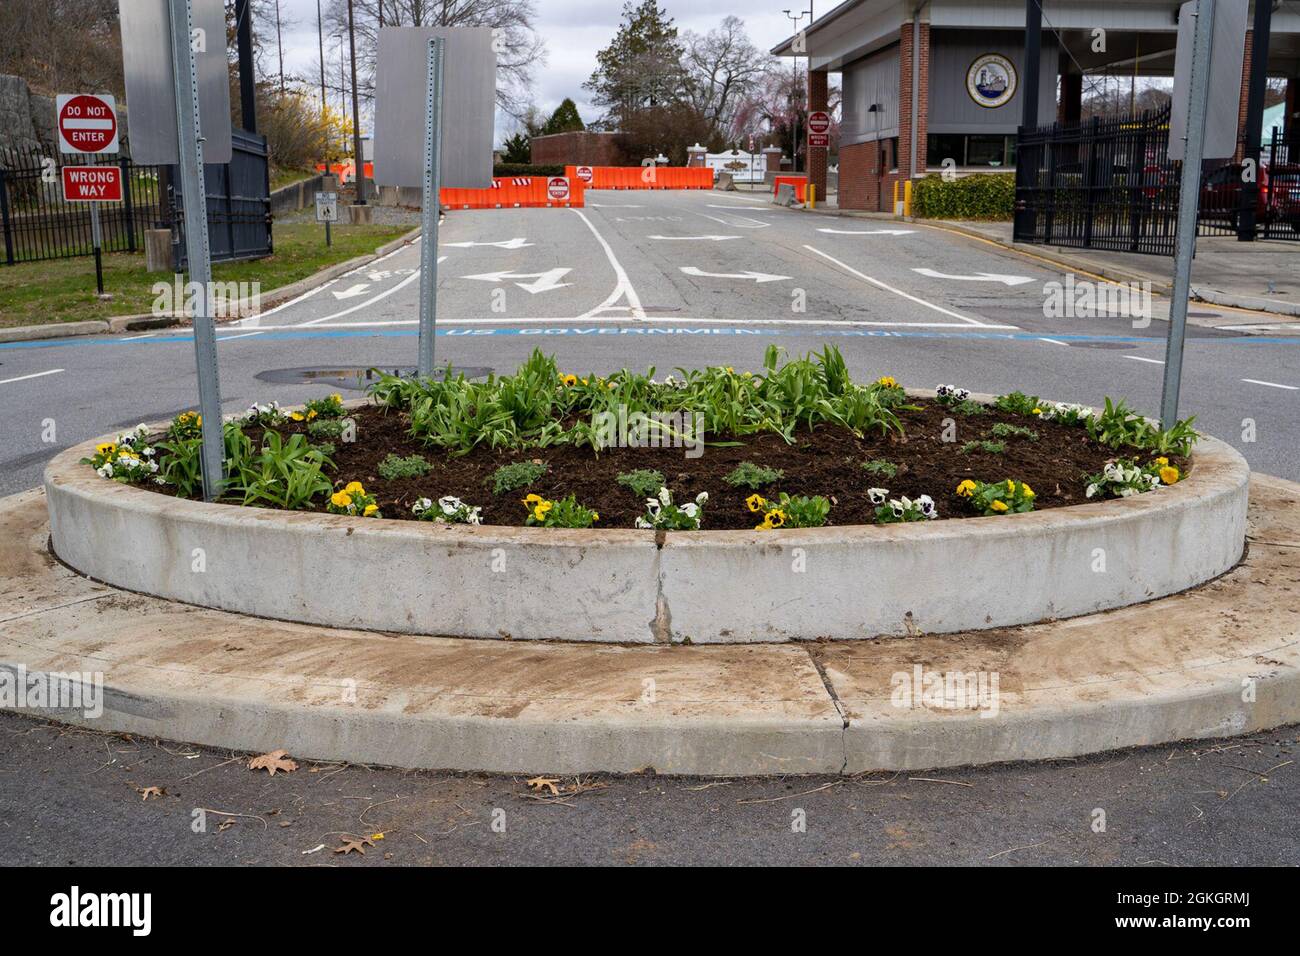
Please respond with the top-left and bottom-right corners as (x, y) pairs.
(774, 0), (1300, 212)
(529, 131), (634, 167)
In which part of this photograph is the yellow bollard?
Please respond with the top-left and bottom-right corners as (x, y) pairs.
(893, 179), (899, 212)
(808, 184), (816, 209)
(903, 179), (913, 218)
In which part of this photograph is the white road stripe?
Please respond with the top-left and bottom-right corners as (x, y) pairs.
(1038, 337), (1069, 346)
(293, 256), (444, 327)
(802, 245), (1003, 328)
(0, 368), (64, 386)
(240, 316), (1019, 330)
(571, 208), (646, 320)
(1124, 356), (1164, 364)
(1242, 378), (1298, 390)
(217, 330), (265, 341)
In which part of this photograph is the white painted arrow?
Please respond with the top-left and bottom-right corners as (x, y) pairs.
(680, 266), (790, 284)
(443, 238), (533, 249)
(331, 283), (371, 300)
(912, 268), (1034, 286)
(461, 267), (573, 294)
(817, 227), (916, 236)
(648, 234), (742, 241)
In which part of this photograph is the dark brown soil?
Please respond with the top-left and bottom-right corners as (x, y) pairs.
(217, 401), (1188, 529)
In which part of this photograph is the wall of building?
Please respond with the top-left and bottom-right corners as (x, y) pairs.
(841, 46), (901, 147)
(927, 29), (1059, 134)
(530, 131), (631, 167)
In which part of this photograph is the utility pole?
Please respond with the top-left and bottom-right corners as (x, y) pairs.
(317, 0), (327, 114)
(783, 7), (810, 173)
(1014, 0), (1044, 239)
(275, 0), (286, 95)
(235, 0), (257, 133)
(347, 0), (367, 203)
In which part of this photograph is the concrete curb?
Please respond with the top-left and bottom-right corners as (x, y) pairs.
(0, 227), (421, 344)
(42, 392), (1249, 644)
(2, 476), (1297, 775)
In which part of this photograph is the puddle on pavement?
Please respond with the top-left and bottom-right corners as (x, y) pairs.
(256, 366), (493, 390)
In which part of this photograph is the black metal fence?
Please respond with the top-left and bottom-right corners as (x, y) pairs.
(1014, 105), (1299, 254)
(0, 127), (272, 268)
(0, 146), (167, 265)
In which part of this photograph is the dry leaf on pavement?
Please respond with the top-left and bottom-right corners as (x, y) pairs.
(526, 776), (561, 796)
(136, 786), (164, 800)
(248, 749), (298, 776)
(334, 836), (375, 856)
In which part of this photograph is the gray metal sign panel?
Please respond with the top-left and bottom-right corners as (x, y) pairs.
(374, 26), (495, 189)
(1169, 0), (1247, 161)
(117, 0), (232, 164)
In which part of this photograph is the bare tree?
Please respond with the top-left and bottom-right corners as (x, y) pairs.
(679, 16), (770, 142)
(0, 0), (123, 98)
(323, 0), (546, 119)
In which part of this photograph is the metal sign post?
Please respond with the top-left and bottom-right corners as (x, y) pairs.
(417, 36), (445, 379)
(1160, 0), (1217, 429)
(88, 167), (104, 296)
(168, 0), (225, 500)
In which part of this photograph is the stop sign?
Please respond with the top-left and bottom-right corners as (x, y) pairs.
(56, 94), (119, 155)
(547, 176), (571, 203)
(808, 111), (831, 135)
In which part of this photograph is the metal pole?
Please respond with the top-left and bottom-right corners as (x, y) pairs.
(316, 0), (327, 114)
(1237, 0), (1272, 241)
(88, 155), (104, 295)
(347, 0), (366, 203)
(169, 0), (225, 501)
(1161, 0), (1217, 429)
(1015, 0), (1043, 239)
(235, 0), (257, 133)
(417, 36), (445, 379)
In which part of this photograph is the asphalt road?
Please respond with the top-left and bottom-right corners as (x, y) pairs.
(1, 711), (1295, 866)
(1, 189), (1298, 495)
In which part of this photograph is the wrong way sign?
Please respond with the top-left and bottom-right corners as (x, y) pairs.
(57, 94), (119, 155)
(62, 166), (123, 202)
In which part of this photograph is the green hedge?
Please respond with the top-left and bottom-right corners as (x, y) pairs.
(492, 163), (566, 178)
(911, 172), (1015, 221)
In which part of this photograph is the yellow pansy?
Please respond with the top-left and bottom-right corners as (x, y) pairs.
(755, 518), (773, 531)
(956, 480), (976, 497)
(1155, 456), (1168, 466)
(1006, 479), (1015, 492)
(746, 494), (765, 513)
(591, 512), (599, 522)
(533, 501), (553, 521)
(1159, 465), (1180, 485)
(96, 442), (117, 457)
(1031, 407), (1042, 415)
(331, 492), (353, 508)
(330, 393), (342, 403)
(363, 503), (379, 517)
(766, 509), (786, 528)
(560, 374), (577, 386)
(991, 500), (1009, 512)
(876, 376), (898, 388)
(344, 481), (365, 495)
(523, 493), (543, 506)
(1021, 483), (1035, 498)
(307, 409), (319, 420)
(289, 412), (305, 422)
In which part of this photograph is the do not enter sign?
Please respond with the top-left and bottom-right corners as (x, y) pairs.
(547, 176), (571, 204)
(808, 110), (831, 149)
(575, 166), (594, 184)
(57, 94), (119, 155)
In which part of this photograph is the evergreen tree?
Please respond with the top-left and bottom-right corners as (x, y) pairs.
(542, 98), (586, 135)
(583, 0), (684, 130)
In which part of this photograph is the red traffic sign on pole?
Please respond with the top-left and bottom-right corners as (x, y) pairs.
(808, 110), (831, 149)
(62, 165), (123, 202)
(575, 165), (593, 184)
(56, 94), (120, 155)
(547, 176), (571, 203)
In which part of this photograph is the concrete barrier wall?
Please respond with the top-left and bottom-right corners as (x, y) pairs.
(44, 411), (1250, 644)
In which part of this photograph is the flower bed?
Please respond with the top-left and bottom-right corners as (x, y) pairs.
(86, 348), (1198, 531)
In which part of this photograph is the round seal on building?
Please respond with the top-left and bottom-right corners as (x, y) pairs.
(966, 54), (1017, 108)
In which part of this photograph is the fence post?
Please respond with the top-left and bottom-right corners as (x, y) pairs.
(1082, 116), (1100, 249)
(121, 157), (137, 253)
(0, 168), (13, 265)
(1129, 121), (1147, 253)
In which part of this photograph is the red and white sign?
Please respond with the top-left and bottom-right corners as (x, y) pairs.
(575, 165), (594, 184)
(547, 176), (571, 203)
(56, 94), (119, 155)
(62, 165), (123, 202)
(808, 110), (831, 149)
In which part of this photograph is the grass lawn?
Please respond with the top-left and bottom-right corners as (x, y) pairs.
(0, 222), (414, 329)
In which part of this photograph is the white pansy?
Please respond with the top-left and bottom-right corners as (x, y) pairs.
(868, 487), (888, 505)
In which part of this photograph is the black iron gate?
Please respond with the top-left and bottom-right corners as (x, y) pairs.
(1014, 105), (1299, 254)
(173, 127), (273, 267)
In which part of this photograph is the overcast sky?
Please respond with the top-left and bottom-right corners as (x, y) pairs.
(274, 0), (807, 133)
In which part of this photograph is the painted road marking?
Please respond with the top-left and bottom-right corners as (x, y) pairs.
(443, 238), (532, 249)
(461, 268), (573, 294)
(332, 283), (371, 300)
(208, 315), (1020, 330)
(217, 330), (264, 341)
(647, 234), (742, 241)
(0, 368), (63, 385)
(571, 208), (646, 320)
(1242, 378), (1298, 390)
(1038, 337), (1069, 346)
(294, 256), (446, 327)
(679, 267), (790, 284)
(912, 268), (1034, 287)
(1125, 356), (1164, 364)
(694, 211), (769, 229)
(803, 246), (1007, 328)
(818, 228), (916, 236)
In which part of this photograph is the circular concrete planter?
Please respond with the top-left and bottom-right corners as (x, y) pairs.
(44, 399), (1250, 644)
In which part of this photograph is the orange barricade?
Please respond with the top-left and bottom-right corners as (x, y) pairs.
(566, 165), (713, 190)
(773, 175), (807, 202)
(438, 176), (585, 210)
(315, 161), (374, 182)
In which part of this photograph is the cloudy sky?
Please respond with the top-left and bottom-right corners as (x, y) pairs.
(273, 0), (808, 136)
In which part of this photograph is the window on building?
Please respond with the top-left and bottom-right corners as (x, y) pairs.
(926, 134), (1017, 168)
(887, 137), (900, 171)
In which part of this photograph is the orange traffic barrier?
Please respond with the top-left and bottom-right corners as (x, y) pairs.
(772, 175), (807, 202)
(315, 161), (374, 182)
(566, 165), (712, 190)
(439, 176), (584, 210)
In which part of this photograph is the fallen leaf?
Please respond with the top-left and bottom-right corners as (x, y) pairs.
(334, 837), (375, 856)
(526, 776), (561, 796)
(218, 818), (236, 832)
(248, 749), (298, 776)
(136, 786), (164, 801)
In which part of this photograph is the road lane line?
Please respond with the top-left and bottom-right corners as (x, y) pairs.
(571, 208), (646, 320)
(1242, 378), (1298, 390)
(1124, 356), (1164, 364)
(1038, 337), (1069, 346)
(802, 246), (1005, 328)
(238, 316), (1019, 330)
(0, 368), (63, 386)
(217, 331), (265, 341)
(294, 256), (444, 327)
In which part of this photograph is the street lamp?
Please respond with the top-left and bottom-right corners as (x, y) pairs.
(783, 6), (813, 173)
(347, 0), (367, 204)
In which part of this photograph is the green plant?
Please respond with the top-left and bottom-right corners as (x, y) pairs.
(867, 487), (937, 522)
(960, 440), (1006, 455)
(1083, 398), (1198, 456)
(328, 480), (381, 518)
(412, 495), (483, 525)
(155, 435), (203, 498)
(490, 460), (549, 495)
(992, 391), (1042, 416)
(745, 492), (831, 529)
(989, 422), (1039, 441)
(307, 417), (354, 441)
(955, 478), (1035, 515)
(167, 410), (203, 441)
(311, 441), (336, 458)
(862, 458), (898, 479)
(724, 461), (784, 490)
(616, 468), (666, 499)
(377, 453), (431, 481)
(303, 393), (346, 419)
(242, 401), (287, 426)
(911, 172), (1015, 220)
(522, 493), (599, 528)
(81, 425), (160, 485)
(635, 487), (708, 530)
(224, 430), (333, 510)
(1084, 457), (1181, 500)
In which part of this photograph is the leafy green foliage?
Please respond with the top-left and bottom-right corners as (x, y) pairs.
(748, 492), (831, 529)
(303, 393), (346, 419)
(992, 391), (1042, 416)
(223, 429), (333, 510)
(307, 417), (353, 440)
(912, 172), (1015, 220)
(724, 461), (784, 489)
(616, 468), (666, 498)
(989, 422), (1039, 441)
(862, 458), (898, 479)
(490, 460), (549, 495)
(1085, 398), (1199, 456)
(955, 478), (1036, 516)
(960, 439), (1006, 455)
(377, 453), (431, 481)
(522, 493), (599, 528)
(155, 435), (203, 499)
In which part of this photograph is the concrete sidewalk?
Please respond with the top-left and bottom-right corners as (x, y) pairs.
(3, 476), (1299, 776)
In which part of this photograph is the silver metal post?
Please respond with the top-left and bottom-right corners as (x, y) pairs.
(1161, 0), (1216, 429)
(417, 36), (445, 379)
(169, 0), (225, 500)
